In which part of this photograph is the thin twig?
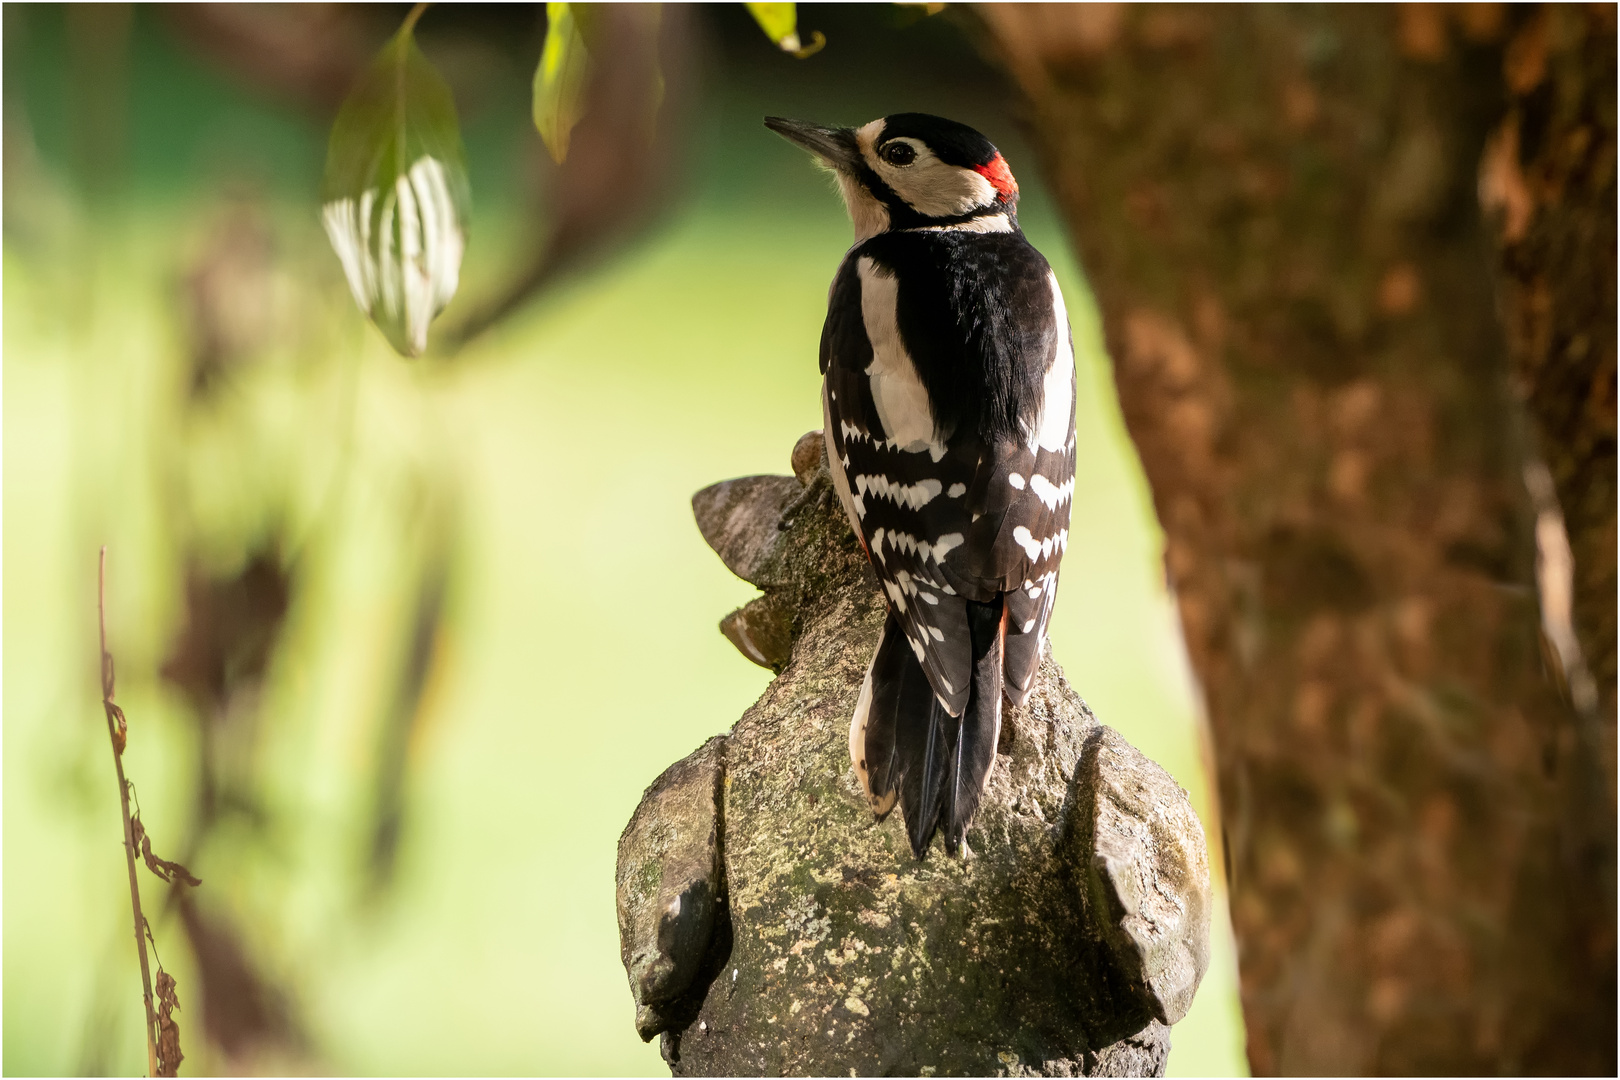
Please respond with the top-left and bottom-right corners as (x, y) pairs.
(101, 547), (160, 1077)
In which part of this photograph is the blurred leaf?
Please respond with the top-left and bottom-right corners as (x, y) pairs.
(534, 3), (594, 164)
(746, 2), (825, 58)
(746, 2), (795, 43)
(320, 9), (469, 357)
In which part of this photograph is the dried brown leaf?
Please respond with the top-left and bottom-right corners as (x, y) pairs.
(155, 969), (184, 1077)
(131, 810), (202, 887)
(107, 701), (128, 756)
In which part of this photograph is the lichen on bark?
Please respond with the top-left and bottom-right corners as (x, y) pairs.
(615, 438), (1212, 1076)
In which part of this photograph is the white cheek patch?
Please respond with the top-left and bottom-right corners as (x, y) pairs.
(861, 134), (998, 219)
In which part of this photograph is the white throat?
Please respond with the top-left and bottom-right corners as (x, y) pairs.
(836, 171), (891, 243)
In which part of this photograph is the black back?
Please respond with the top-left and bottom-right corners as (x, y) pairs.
(853, 229), (1053, 446)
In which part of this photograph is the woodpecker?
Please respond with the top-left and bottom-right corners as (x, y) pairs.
(766, 113), (1076, 859)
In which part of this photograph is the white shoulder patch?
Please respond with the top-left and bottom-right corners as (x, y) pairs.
(858, 257), (941, 455)
(1030, 271), (1075, 453)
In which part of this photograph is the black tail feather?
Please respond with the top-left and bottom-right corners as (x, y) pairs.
(1002, 570), (1056, 706)
(942, 600), (1005, 855)
(862, 612), (916, 813)
(862, 601), (1005, 859)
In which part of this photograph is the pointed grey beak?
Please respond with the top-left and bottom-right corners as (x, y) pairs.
(765, 117), (860, 171)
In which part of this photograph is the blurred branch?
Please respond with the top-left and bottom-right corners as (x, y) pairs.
(67, 3), (131, 202)
(176, 893), (302, 1063)
(366, 508), (455, 891)
(154, 538), (308, 1066)
(161, 4), (376, 116)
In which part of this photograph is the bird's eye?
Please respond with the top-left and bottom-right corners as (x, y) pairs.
(880, 142), (917, 167)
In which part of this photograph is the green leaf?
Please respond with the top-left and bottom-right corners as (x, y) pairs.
(745, 2), (825, 57)
(320, 13), (470, 358)
(746, 2), (796, 44)
(533, 3), (594, 164)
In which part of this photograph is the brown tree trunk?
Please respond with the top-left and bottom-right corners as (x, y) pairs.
(1479, 5), (1616, 733)
(976, 4), (1615, 1074)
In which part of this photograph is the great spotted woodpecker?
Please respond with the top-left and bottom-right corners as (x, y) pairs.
(767, 114), (1076, 859)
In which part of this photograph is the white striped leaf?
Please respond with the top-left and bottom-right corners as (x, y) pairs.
(321, 21), (468, 358)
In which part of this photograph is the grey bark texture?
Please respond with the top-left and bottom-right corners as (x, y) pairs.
(615, 435), (1213, 1077)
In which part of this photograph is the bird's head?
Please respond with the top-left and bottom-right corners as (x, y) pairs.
(765, 113), (1019, 241)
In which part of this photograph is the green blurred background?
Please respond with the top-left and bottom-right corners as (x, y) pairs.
(4, 4), (1247, 1075)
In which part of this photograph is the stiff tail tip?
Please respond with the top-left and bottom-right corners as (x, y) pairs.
(849, 604), (1005, 858)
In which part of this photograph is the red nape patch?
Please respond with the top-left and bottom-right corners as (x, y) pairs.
(974, 154), (1018, 199)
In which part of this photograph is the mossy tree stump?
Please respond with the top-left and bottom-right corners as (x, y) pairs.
(616, 435), (1212, 1077)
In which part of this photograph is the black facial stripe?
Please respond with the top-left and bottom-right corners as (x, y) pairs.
(852, 159), (905, 212)
(854, 158), (1015, 230)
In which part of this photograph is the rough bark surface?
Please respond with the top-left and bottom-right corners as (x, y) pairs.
(975, 5), (1616, 1075)
(616, 443), (1213, 1076)
(1480, 4), (1616, 732)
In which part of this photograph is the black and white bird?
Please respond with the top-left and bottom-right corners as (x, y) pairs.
(767, 113), (1076, 859)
